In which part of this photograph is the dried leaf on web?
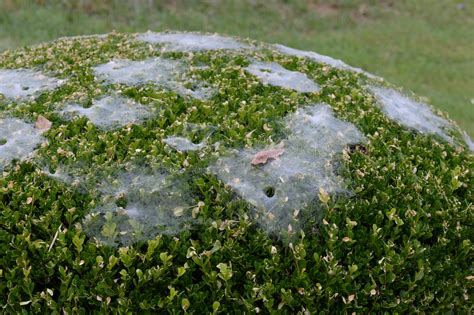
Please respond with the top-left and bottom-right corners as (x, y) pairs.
(251, 147), (285, 166)
(35, 115), (52, 132)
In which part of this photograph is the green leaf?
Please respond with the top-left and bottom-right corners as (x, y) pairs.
(72, 234), (85, 253)
(217, 262), (233, 281)
(119, 247), (133, 268)
(181, 298), (190, 311)
(160, 252), (172, 263)
(212, 301), (220, 313)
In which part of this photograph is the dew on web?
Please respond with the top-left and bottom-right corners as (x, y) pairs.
(41, 165), (83, 189)
(94, 58), (179, 86)
(93, 57), (216, 100)
(209, 104), (366, 236)
(244, 61), (321, 93)
(55, 33), (108, 42)
(59, 94), (153, 130)
(274, 44), (379, 80)
(0, 69), (64, 100)
(368, 86), (454, 143)
(0, 118), (45, 171)
(461, 131), (474, 152)
(163, 136), (206, 152)
(172, 83), (215, 101)
(163, 123), (215, 152)
(82, 167), (196, 246)
(136, 31), (250, 51)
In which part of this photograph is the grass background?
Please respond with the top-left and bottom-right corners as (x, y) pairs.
(1, 0), (472, 136)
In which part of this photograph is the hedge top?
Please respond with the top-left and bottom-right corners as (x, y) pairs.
(0, 32), (472, 313)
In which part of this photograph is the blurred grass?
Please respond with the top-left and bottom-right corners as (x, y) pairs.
(1, 0), (473, 136)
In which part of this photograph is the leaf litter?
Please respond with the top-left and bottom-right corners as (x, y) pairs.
(35, 115), (52, 132)
(251, 144), (285, 165)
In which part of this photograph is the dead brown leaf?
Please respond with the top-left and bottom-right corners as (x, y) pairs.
(35, 115), (52, 132)
(251, 146), (285, 166)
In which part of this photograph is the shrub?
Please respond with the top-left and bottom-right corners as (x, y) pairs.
(0, 32), (472, 313)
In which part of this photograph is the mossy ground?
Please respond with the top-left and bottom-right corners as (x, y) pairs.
(0, 33), (472, 313)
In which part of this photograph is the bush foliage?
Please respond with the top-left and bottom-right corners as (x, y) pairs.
(0, 33), (472, 313)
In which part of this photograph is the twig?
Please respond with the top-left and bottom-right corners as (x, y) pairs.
(48, 223), (62, 252)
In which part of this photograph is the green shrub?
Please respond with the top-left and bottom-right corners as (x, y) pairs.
(0, 32), (472, 313)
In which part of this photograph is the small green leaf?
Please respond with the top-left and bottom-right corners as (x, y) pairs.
(72, 234), (85, 253)
(160, 252), (172, 263)
(181, 298), (190, 311)
(177, 266), (186, 277)
(213, 301), (220, 312)
(119, 247), (133, 268)
(217, 262), (233, 281)
(318, 187), (330, 204)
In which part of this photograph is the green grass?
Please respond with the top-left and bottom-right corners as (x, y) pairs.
(0, 0), (473, 136)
